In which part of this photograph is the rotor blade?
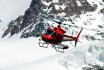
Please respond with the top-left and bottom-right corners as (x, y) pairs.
(46, 18), (98, 32)
(63, 24), (99, 32)
(45, 17), (99, 32)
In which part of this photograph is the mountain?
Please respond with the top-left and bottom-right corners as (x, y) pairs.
(0, 0), (104, 70)
(0, 0), (32, 38)
(2, 0), (103, 39)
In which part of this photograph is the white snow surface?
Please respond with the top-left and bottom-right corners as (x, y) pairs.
(0, 37), (67, 70)
(0, 38), (104, 70)
(59, 40), (104, 70)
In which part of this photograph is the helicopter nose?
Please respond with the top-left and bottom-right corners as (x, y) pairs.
(42, 34), (54, 42)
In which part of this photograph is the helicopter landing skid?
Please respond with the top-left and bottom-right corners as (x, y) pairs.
(55, 47), (64, 53)
(39, 42), (49, 48)
(54, 44), (69, 53)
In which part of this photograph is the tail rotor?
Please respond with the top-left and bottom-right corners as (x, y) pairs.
(74, 27), (83, 47)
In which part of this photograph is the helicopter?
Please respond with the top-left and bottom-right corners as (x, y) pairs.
(39, 21), (83, 52)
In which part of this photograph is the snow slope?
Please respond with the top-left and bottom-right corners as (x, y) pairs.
(59, 40), (104, 70)
(0, 37), (63, 70)
(0, 38), (104, 70)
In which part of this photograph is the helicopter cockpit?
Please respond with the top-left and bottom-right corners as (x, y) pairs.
(44, 29), (56, 37)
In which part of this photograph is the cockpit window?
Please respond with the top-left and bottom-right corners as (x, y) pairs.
(45, 29), (56, 37)
(46, 29), (53, 34)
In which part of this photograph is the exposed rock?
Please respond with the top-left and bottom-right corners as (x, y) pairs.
(20, 0), (43, 30)
(2, 15), (23, 38)
(2, 0), (98, 38)
(2, 0), (44, 38)
(20, 21), (46, 38)
(48, 3), (59, 14)
(43, 0), (52, 3)
(97, 32), (104, 38)
(83, 35), (96, 41)
(64, 0), (97, 16)
(82, 65), (104, 70)
(100, 8), (104, 13)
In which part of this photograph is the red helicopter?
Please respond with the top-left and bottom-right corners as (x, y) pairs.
(39, 22), (83, 52)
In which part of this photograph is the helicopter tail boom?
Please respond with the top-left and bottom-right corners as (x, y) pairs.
(63, 27), (83, 47)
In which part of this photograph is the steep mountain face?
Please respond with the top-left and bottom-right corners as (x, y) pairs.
(2, 0), (99, 38)
(20, 0), (44, 30)
(2, 0), (45, 38)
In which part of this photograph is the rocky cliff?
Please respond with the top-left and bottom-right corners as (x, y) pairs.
(2, 0), (102, 38)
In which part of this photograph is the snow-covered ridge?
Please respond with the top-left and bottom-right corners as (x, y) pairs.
(59, 40), (104, 70)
